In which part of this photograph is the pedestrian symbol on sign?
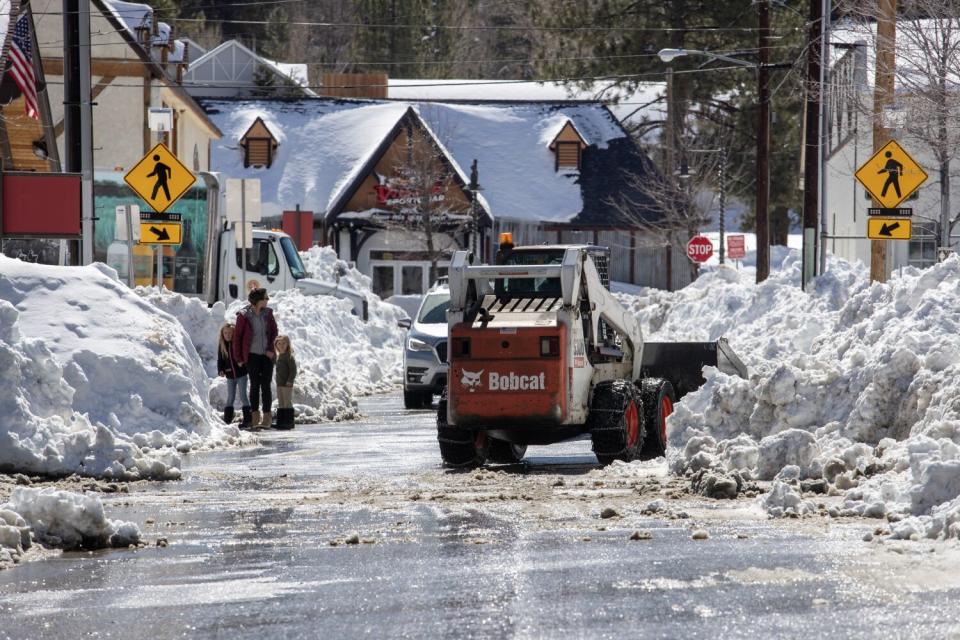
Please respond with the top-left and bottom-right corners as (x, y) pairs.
(123, 142), (196, 214)
(147, 155), (173, 201)
(878, 151), (903, 199)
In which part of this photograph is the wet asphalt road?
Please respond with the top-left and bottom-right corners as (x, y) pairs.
(2, 394), (960, 639)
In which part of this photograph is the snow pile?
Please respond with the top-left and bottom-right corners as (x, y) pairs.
(620, 250), (960, 540)
(0, 487), (140, 565)
(143, 246), (406, 422)
(0, 257), (241, 479)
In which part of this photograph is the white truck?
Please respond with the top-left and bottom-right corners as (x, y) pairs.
(198, 172), (368, 319)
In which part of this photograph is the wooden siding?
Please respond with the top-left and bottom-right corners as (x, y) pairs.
(1, 97), (57, 172)
(549, 121), (587, 149)
(321, 73), (387, 99)
(556, 142), (580, 169)
(244, 138), (272, 168)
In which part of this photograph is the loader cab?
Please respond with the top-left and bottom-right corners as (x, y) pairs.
(495, 248), (564, 297)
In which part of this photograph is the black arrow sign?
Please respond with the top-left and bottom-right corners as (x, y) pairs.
(879, 221), (901, 236)
(150, 226), (170, 241)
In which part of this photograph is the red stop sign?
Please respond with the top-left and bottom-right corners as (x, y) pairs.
(686, 236), (714, 263)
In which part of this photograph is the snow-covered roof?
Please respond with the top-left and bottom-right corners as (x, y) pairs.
(387, 79), (665, 131)
(201, 97), (659, 225)
(103, 0), (185, 60)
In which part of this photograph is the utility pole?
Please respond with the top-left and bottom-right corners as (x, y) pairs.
(63, 0), (80, 264)
(719, 149), (726, 265)
(756, 0), (771, 283)
(871, 0), (896, 283)
(802, 0), (822, 290)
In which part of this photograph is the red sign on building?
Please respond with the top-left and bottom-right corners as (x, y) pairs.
(1, 173), (82, 237)
(727, 234), (746, 260)
(686, 235), (714, 263)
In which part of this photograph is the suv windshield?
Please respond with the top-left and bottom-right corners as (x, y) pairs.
(418, 292), (450, 324)
(280, 237), (307, 280)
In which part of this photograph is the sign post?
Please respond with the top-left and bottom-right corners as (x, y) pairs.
(225, 179), (262, 296)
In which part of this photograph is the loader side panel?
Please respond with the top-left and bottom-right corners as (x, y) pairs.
(448, 324), (568, 428)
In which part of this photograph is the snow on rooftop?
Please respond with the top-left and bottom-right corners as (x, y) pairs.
(103, 0), (152, 36)
(387, 79), (665, 129)
(204, 98), (628, 224)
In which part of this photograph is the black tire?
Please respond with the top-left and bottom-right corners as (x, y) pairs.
(437, 396), (489, 468)
(488, 439), (528, 464)
(638, 378), (675, 460)
(404, 390), (431, 409)
(588, 380), (643, 466)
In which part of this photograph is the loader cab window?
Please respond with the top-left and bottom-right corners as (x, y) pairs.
(236, 238), (280, 276)
(497, 249), (563, 296)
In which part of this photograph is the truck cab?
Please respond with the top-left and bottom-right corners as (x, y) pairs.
(215, 226), (368, 320)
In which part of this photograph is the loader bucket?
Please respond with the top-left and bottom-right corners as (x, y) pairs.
(640, 338), (747, 399)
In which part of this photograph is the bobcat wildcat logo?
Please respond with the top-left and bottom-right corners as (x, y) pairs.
(461, 369), (484, 392)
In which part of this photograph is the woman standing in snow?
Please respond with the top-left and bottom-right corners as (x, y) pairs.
(233, 288), (279, 429)
(273, 335), (297, 430)
(217, 323), (250, 428)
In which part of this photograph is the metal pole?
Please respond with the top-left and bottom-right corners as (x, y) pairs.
(755, 0), (771, 283)
(125, 204), (134, 287)
(79, 0), (94, 265)
(241, 179), (247, 296)
(155, 246), (162, 288)
(818, 0), (831, 277)
(802, 0), (823, 290)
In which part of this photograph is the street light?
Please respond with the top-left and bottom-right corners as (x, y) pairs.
(657, 30), (772, 284)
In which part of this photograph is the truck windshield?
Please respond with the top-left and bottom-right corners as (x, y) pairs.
(497, 249), (563, 296)
(418, 292), (450, 324)
(280, 237), (307, 280)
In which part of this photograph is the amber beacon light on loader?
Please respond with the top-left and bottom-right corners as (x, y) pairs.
(437, 244), (747, 467)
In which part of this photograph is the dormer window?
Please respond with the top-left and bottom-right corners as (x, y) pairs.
(240, 117), (279, 168)
(548, 120), (587, 172)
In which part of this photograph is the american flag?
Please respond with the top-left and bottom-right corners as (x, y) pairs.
(8, 12), (38, 119)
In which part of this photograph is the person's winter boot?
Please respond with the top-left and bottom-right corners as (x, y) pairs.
(250, 410), (262, 430)
(240, 406), (252, 430)
(223, 406), (235, 425)
(275, 408), (294, 430)
(260, 410), (273, 429)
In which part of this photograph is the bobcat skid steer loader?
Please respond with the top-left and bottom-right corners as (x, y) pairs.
(437, 244), (747, 467)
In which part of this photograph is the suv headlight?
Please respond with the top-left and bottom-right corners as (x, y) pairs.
(407, 337), (433, 351)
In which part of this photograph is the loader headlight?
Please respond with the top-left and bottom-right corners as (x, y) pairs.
(407, 337), (433, 352)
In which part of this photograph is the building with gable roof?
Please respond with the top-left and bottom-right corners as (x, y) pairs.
(201, 96), (686, 294)
(182, 40), (315, 99)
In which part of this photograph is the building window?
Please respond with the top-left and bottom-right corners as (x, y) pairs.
(908, 222), (937, 268)
(548, 120), (587, 173)
(239, 117), (279, 169)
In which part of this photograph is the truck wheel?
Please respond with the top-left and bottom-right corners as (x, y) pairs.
(404, 390), (431, 409)
(638, 378), (675, 460)
(588, 380), (643, 466)
(437, 396), (489, 468)
(488, 439), (527, 464)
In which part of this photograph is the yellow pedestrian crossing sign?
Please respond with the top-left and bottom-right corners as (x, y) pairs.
(855, 140), (928, 209)
(124, 143), (196, 214)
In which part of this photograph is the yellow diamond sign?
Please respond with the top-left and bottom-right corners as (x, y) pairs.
(124, 142), (196, 214)
(855, 140), (928, 209)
